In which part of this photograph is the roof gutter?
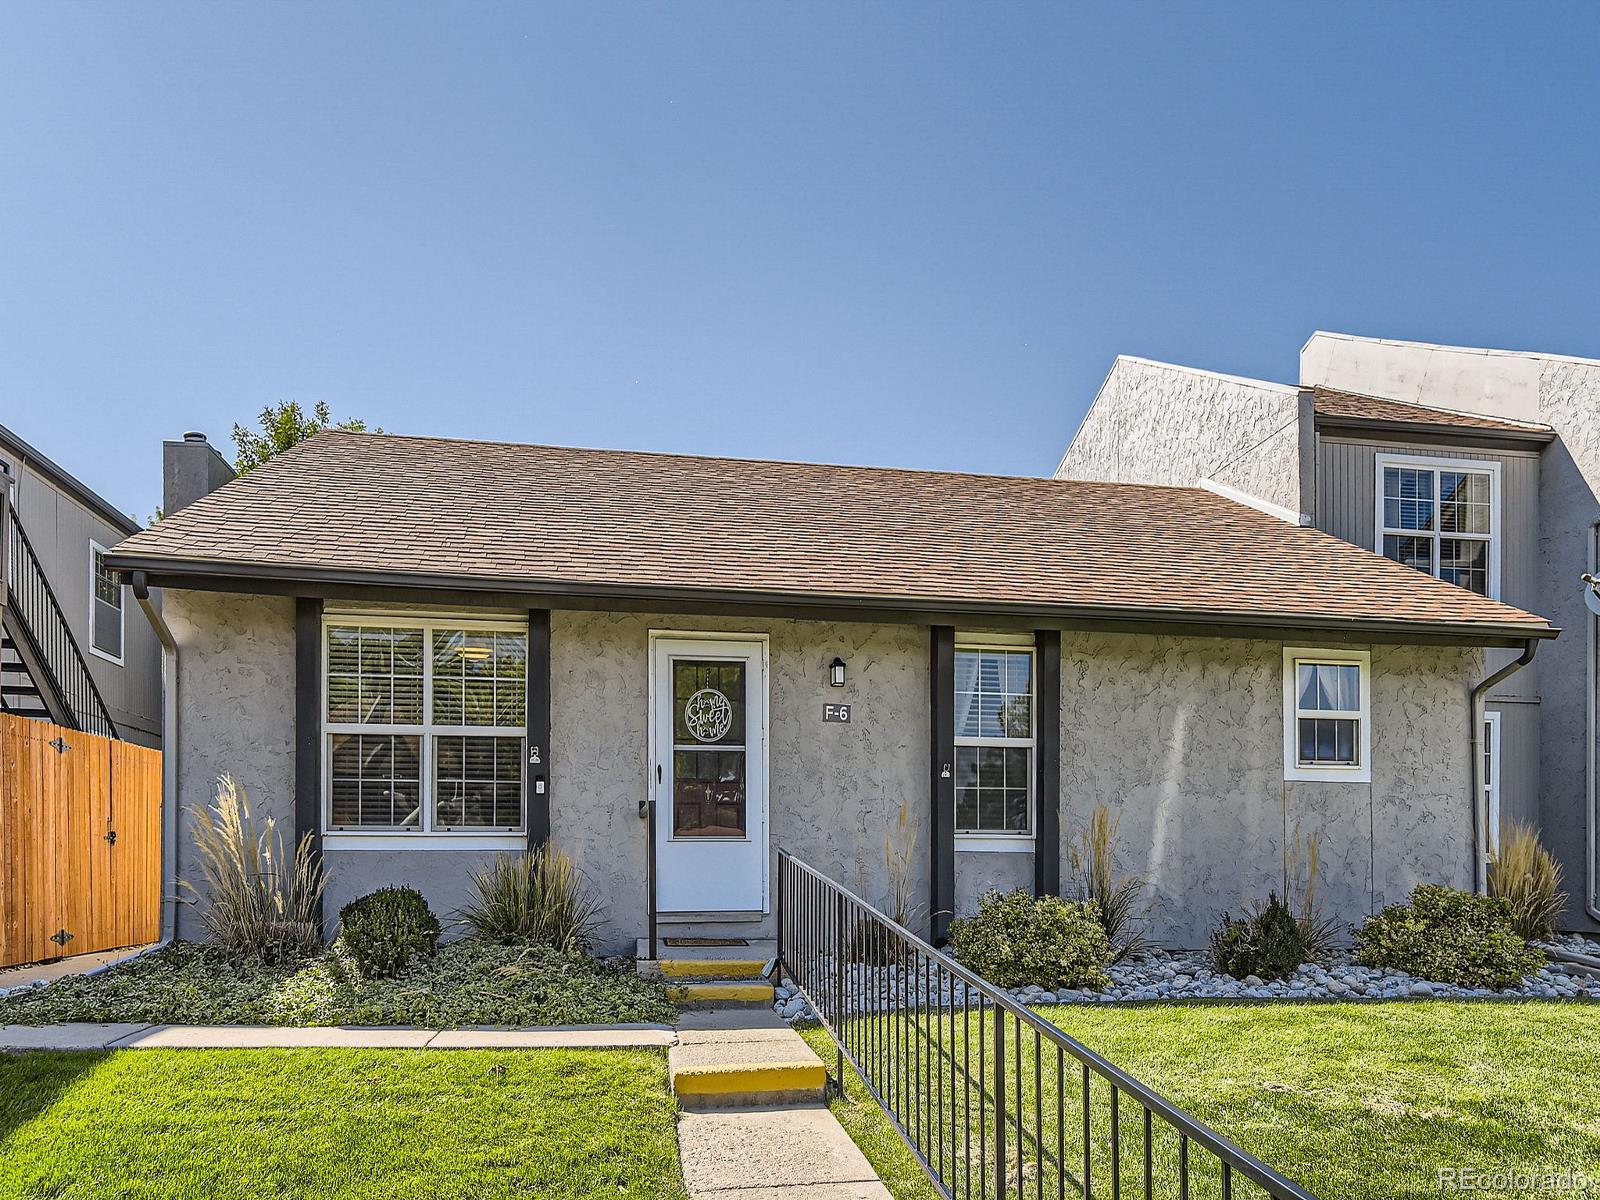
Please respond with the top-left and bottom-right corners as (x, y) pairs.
(1469, 637), (1541, 894)
(103, 552), (1561, 649)
(1315, 416), (1555, 450)
(130, 571), (181, 943)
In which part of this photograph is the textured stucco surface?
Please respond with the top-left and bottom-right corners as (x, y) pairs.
(551, 611), (930, 954)
(1058, 633), (1478, 948)
(166, 589), (298, 940)
(1056, 357), (1309, 516)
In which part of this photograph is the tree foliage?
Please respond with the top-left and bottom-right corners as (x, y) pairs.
(232, 401), (375, 474)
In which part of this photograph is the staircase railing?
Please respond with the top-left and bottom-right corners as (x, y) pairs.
(777, 850), (1318, 1200)
(2, 505), (119, 740)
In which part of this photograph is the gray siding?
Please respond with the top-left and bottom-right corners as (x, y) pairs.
(1313, 434), (1544, 861)
(4, 443), (162, 745)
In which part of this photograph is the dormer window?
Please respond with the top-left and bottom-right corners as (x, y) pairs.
(1376, 454), (1499, 598)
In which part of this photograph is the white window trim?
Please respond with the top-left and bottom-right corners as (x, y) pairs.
(87, 540), (125, 666)
(1282, 646), (1371, 783)
(954, 638), (1036, 849)
(1373, 452), (1502, 600)
(1484, 711), (1502, 855)
(322, 612), (528, 846)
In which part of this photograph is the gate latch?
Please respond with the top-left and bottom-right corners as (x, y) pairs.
(49, 928), (73, 947)
(104, 829), (117, 846)
(49, 736), (71, 754)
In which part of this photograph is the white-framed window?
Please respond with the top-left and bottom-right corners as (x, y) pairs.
(1484, 711), (1502, 855)
(954, 639), (1035, 850)
(323, 614), (527, 845)
(1282, 647), (1371, 783)
(87, 540), (124, 665)
(1375, 453), (1500, 598)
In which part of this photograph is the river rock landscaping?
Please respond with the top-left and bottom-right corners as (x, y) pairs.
(771, 940), (1598, 1021)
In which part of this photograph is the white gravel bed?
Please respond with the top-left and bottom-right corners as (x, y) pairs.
(770, 945), (1597, 1023)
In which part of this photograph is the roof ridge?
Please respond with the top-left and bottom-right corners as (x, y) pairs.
(315, 426), (1226, 495)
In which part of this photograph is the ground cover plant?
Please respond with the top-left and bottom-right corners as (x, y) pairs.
(803, 1000), (1600, 1200)
(0, 1047), (686, 1200)
(0, 938), (673, 1027)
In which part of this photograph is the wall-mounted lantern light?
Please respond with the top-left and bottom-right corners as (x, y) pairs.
(828, 657), (847, 688)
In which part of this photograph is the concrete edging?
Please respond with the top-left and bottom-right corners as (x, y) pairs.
(0, 1022), (678, 1052)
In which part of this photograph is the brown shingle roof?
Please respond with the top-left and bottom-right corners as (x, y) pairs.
(108, 430), (1554, 639)
(1312, 387), (1553, 436)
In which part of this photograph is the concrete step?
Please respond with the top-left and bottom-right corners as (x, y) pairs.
(670, 1009), (826, 1107)
(668, 980), (775, 1009)
(637, 937), (777, 961)
(656, 957), (771, 982)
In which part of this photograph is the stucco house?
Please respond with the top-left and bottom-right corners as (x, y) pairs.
(1059, 331), (1600, 932)
(105, 422), (1557, 953)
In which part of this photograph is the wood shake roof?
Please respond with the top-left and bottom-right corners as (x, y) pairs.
(1312, 387), (1554, 436)
(107, 430), (1555, 640)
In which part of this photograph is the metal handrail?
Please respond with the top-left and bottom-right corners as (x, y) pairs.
(3, 507), (119, 739)
(777, 849), (1318, 1200)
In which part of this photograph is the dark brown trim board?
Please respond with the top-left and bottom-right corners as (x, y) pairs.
(929, 625), (956, 944)
(526, 608), (551, 850)
(294, 597), (324, 916)
(1033, 629), (1061, 898)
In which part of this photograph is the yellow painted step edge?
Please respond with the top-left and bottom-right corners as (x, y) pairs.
(667, 983), (774, 1003)
(659, 958), (768, 979)
(673, 1061), (828, 1096)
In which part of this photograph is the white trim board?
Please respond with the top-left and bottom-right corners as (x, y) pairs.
(1198, 478), (1311, 526)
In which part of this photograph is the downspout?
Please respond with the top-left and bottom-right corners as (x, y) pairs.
(1469, 637), (1540, 894)
(1587, 526), (1600, 922)
(131, 571), (180, 943)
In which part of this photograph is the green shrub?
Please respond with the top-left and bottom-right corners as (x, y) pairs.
(1487, 822), (1566, 941)
(947, 890), (1110, 990)
(338, 887), (440, 978)
(459, 848), (601, 952)
(1355, 884), (1545, 989)
(1210, 893), (1308, 981)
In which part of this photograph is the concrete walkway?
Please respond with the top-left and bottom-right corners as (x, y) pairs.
(671, 1007), (890, 1200)
(0, 945), (159, 995)
(0, 1022), (675, 1051)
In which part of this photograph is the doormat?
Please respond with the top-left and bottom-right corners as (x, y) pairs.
(663, 937), (749, 947)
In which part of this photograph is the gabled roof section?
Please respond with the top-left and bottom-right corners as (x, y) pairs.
(1312, 387), (1555, 439)
(106, 430), (1556, 642)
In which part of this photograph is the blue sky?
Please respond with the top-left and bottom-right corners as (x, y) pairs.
(2, 3), (1597, 521)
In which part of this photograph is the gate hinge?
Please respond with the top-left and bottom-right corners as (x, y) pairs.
(49, 928), (73, 947)
(49, 736), (71, 754)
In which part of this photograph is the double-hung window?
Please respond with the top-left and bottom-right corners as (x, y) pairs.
(1283, 647), (1370, 782)
(88, 541), (124, 664)
(1376, 454), (1499, 597)
(954, 642), (1034, 847)
(323, 616), (527, 841)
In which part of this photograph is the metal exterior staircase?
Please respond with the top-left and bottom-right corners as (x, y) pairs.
(0, 500), (119, 739)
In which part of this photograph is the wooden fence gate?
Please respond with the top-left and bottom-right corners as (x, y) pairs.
(0, 712), (162, 969)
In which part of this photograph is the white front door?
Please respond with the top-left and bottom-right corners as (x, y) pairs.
(650, 634), (769, 914)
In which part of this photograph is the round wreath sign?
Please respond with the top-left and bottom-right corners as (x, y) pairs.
(684, 688), (733, 742)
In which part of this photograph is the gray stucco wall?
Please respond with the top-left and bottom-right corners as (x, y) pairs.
(550, 611), (930, 954)
(1058, 633), (1478, 948)
(166, 589), (297, 940)
(167, 592), (1485, 954)
(1055, 357), (1311, 517)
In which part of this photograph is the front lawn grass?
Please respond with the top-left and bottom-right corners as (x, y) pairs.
(0, 939), (674, 1027)
(0, 1047), (687, 1200)
(805, 1000), (1600, 1200)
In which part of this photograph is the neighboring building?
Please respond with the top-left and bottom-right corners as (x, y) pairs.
(0, 423), (163, 746)
(1058, 331), (1600, 932)
(106, 427), (1553, 950)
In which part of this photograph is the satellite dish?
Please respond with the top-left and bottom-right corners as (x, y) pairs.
(1584, 574), (1600, 618)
